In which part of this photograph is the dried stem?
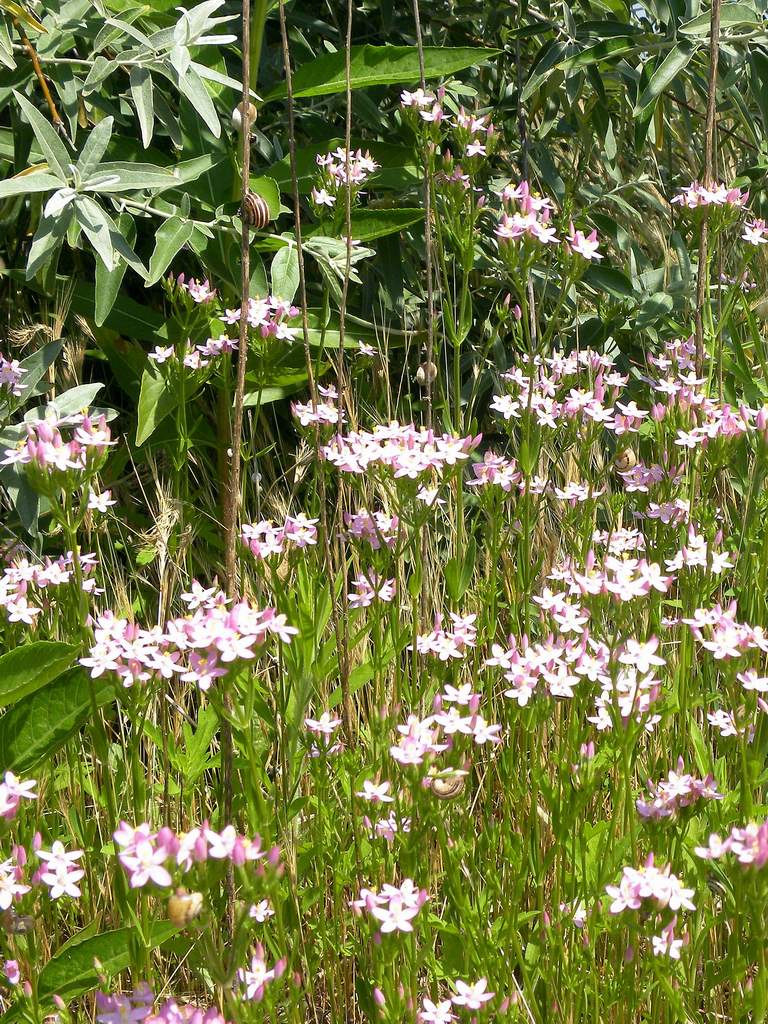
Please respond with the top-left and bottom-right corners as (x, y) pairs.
(695, 0), (721, 372)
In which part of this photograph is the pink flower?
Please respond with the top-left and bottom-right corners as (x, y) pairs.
(451, 979), (495, 1010)
(567, 223), (603, 261)
(420, 998), (457, 1024)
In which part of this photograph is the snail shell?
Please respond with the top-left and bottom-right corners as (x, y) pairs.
(232, 101), (258, 134)
(430, 773), (466, 801)
(167, 888), (204, 927)
(416, 361), (438, 387)
(241, 191), (271, 230)
(614, 448), (637, 473)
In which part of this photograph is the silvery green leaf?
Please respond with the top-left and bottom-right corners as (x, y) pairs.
(43, 187), (77, 219)
(0, 172), (63, 199)
(0, 18), (16, 70)
(130, 66), (154, 148)
(75, 117), (114, 181)
(104, 16), (154, 48)
(190, 60), (258, 95)
(84, 162), (176, 192)
(13, 92), (73, 182)
(176, 65), (220, 137)
(26, 209), (73, 280)
(75, 196), (148, 278)
(82, 57), (119, 95)
(169, 43), (192, 78)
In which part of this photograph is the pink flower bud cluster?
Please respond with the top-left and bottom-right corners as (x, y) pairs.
(352, 878), (428, 934)
(636, 759), (723, 820)
(241, 514), (319, 559)
(0, 354), (26, 398)
(1, 414), (113, 475)
(696, 820), (768, 867)
(113, 821), (279, 889)
(315, 147), (379, 193)
(322, 423), (481, 479)
(80, 587), (296, 691)
(683, 601), (768, 662)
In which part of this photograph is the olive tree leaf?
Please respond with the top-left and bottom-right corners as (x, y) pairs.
(75, 116), (114, 181)
(12, 90), (72, 180)
(635, 42), (699, 112)
(0, 171), (62, 199)
(130, 66), (155, 148)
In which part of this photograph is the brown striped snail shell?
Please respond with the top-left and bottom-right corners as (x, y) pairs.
(167, 887), (204, 927)
(241, 191), (271, 229)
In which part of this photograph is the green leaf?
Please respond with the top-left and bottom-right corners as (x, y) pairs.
(265, 45), (501, 101)
(0, 642), (77, 708)
(75, 196), (145, 276)
(175, 65), (221, 137)
(636, 42), (698, 111)
(95, 212), (135, 326)
(130, 65), (154, 148)
(249, 175), (281, 220)
(136, 360), (177, 446)
(0, 171), (62, 199)
(0, 667), (115, 773)
(85, 161), (177, 192)
(679, 2), (759, 34)
(12, 91), (72, 181)
(146, 215), (194, 285)
(559, 37), (638, 73)
(307, 208), (423, 243)
(271, 245), (299, 302)
(582, 265), (635, 300)
(37, 923), (178, 1003)
(26, 208), (73, 280)
(75, 116), (114, 181)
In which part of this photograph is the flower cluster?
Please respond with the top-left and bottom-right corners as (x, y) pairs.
(352, 878), (428, 934)
(241, 514), (319, 559)
(671, 181), (748, 209)
(636, 760), (722, 820)
(322, 423), (481, 479)
(221, 296), (299, 340)
(2, 414), (113, 479)
(696, 819), (768, 867)
(311, 147), (379, 207)
(96, 984), (231, 1024)
(0, 773), (36, 820)
(81, 588), (296, 691)
(114, 821), (276, 889)
(414, 612), (477, 661)
(0, 550), (99, 626)
(344, 509), (399, 549)
(606, 855), (696, 914)
(0, 354), (25, 399)
(237, 945), (287, 1002)
(496, 181), (558, 246)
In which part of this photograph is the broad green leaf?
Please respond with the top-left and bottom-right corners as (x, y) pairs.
(85, 161), (177, 192)
(0, 642), (76, 708)
(265, 45), (501, 101)
(136, 360), (174, 446)
(749, 49), (768, 133)
(16, 340), (62, 396)
(636, 42), (698, 111)
(679, 2), (759, 34)
(582, 265), (635, 299)
(307, 208), (424, 243)
(13, 91), (72, 181)
(146, 215), (194, 285)
(37, 923), (178, 1003)
(271, 245), (299, 302)
(24, 382), (104, 422)
(249, 175), (281, 220)
(0, 171), (61, 199)
(130, 66), (154, 148)
(0, 667), (115, 773)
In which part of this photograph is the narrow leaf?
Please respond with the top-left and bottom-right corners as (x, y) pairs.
(146, 215), (194, 285)
(636, 42), (698, 111)
(130, 66), (154, 148)
(13, 91), (72, 181)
